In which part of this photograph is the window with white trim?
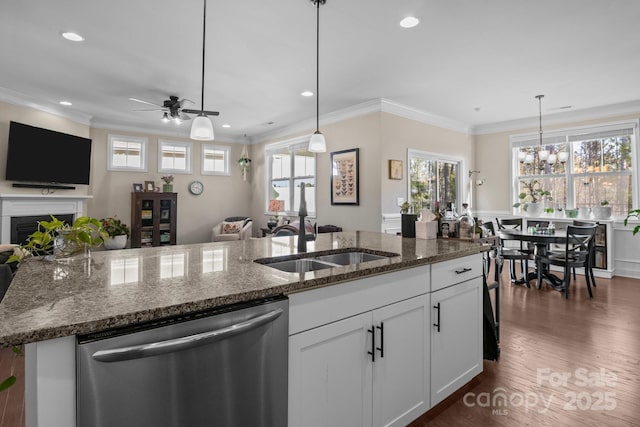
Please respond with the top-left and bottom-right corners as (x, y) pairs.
(158, 140), (192, 174)
(265, 137), (316, 216)
(108, 134), (147, 171)
(201, 144), (230, 176)
(510, 120), (638, 217)
(408, 149), (462, 213)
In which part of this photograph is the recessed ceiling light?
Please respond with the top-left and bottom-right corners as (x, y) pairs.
(59, 101), (72, 106)
(399, 16), (419, 28)
(61, 32), (84, 42)
(221, 124), (231, 128)
(301, 91), (314, 97)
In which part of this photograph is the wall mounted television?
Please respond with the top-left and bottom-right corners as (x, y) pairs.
(5, 121), (92, 187)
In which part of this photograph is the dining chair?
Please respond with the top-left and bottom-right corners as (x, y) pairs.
(537, 225), (598, 299)
(495, 217), (533, 287)
(572, 220), (598, 288)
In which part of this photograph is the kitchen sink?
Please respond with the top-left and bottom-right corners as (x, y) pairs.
(254, 249), (398, 273)
(314, 252), (388, 265)
(265, 258), (337, 273)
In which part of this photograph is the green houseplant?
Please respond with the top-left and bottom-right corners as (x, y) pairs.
(624, 209), (640, 235)
(7, 215), (108, 263)
(101, 217), (130, 250)
(512, 179), (551, 216)
(161, 175), (174, 192)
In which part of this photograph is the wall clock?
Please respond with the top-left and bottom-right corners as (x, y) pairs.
(188, 180), (204, 196)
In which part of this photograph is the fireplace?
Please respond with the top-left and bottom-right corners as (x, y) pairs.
(10, 214), (75, 245)
(0, 194), (91, 244)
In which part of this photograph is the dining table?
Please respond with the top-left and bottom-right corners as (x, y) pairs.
(497, 228), (567, 291)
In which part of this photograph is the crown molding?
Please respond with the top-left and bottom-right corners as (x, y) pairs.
(380, 99), (472, 134)
(0, 87), (93, 126)
(473, 100), (640, 135)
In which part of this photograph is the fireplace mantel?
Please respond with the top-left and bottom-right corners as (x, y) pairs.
(0, 194), (92, 244)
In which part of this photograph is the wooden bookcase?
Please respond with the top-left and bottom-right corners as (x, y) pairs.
(130, 192), (177, 248)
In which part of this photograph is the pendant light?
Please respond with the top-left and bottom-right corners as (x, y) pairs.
(190, 0), (214, 141)
(308, 0), (326, 153)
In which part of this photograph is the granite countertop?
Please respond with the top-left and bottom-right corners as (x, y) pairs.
(0, 231), (488, 346)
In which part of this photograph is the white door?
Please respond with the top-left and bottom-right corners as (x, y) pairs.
(430, 277), (482, 407)
(289, 312), (373, 427)
(372, 295), (429, 427)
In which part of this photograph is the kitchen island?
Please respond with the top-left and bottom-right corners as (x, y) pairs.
(0, 231), (489, 427)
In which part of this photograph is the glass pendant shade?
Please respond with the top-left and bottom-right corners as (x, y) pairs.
(548, 153), (557, 164)
(309, 130), (326, 153)
(524, 153), (534, 164)
(190, 114), (214, 140)
(538, 149), (549, 161)
(558, 151), (569, 164)
(518, 151), (527, 163)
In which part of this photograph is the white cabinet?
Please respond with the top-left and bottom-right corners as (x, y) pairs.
(289, 295), (429, 427)
(430, 255), (483, 407)
(288, 266), (430, 427)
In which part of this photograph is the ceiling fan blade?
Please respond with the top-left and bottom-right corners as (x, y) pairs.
(178, 98), (195, 108)
(179, 112), (191, 121)
(128, 97), (163, 107)
(182, 109), (220, 116)
(133, 108), (164, 112)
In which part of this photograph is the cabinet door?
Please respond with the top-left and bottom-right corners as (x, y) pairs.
(430, 277), (482, 407)
(373, 295), (429, 427)
(289, 312), (373, 427)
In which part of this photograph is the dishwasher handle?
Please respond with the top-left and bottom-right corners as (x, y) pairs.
(91, 308), (283, 363)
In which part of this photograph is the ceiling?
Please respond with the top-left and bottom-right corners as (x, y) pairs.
(2, 0), (640, 142)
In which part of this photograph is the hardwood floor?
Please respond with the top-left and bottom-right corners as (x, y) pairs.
(410, 270), (640, 427)
(0, 270), (639, 427)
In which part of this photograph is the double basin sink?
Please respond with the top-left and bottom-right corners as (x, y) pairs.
(254, 248), (399, 273)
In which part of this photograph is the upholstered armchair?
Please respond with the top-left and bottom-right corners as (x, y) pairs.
(211, 216), (253, 242)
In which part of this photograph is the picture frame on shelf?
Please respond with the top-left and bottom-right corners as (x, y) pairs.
(330, 148), (359, 205)
(144, 180), (155, 192)
(389, 159), (403, 180)
(133, 183), (143, 192)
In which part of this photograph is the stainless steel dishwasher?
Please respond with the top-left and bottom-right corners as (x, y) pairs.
(77, 295), (288, 427)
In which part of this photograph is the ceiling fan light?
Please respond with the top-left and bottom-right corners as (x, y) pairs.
(162, 112), (170, 123)
(190, 114), (214, 140)
(309, 131), (326, 153)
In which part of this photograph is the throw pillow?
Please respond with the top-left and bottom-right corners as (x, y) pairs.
(221, 220), (244, 234)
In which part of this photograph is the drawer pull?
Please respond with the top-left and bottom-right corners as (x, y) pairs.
(455, 267), (472, 274)
(376, 323), (384, 358)
(433, 302), (441, 332)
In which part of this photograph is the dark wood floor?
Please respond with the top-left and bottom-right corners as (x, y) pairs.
(1, 268), (639, 427)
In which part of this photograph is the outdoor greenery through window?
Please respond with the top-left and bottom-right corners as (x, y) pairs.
(266, 137), (316, 216)
(511, 120), (638, 217)
(408, 149), (461, 213)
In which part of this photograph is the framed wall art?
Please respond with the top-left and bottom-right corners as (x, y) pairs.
(330, 148), (359, 205)
(389, 159), (403, 180)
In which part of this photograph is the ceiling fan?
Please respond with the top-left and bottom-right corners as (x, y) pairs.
(130, 95), (219, 122)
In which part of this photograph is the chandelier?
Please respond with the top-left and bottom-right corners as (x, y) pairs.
(518, 95), (568, 174)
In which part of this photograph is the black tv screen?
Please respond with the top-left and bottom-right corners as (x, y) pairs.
(5, 121), (92, 185)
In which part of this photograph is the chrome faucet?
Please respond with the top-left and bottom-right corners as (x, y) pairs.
(298, 184), (308, 252)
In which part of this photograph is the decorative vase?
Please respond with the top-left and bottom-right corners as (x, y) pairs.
(162, 184), (173, 193)
(525, 202), (542, 217)
(401, 213), (418, 238)
(592, 206), (611, 220)
(104, 235), (128, 250)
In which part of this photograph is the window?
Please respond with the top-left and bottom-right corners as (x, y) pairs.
(158, 140), (192, 174)
(408, 149), (462, 213)
(201, 144), (230, 176)
(510, 120), (638, 217)
(266, 137), (316, 216)
(108, 135), (147, 171)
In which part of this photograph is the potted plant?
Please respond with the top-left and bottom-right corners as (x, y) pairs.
(101, 217), (131, 250)
(161, 175), (174, 192)
(624, 209), (640, 235)
(512, 179), (551, 217)
(592, 200), (612, 220)
(7, 215), (108, 263)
